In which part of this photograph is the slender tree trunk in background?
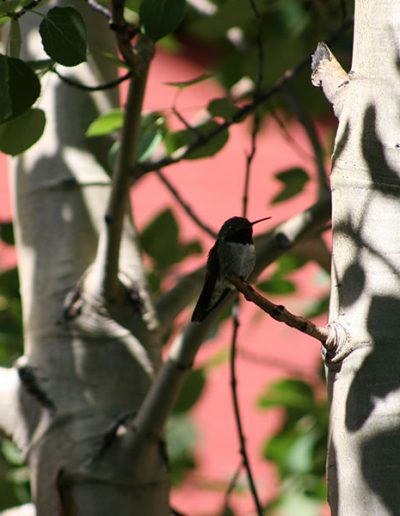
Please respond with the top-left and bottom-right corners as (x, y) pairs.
(4, 3), (169, 514)
(316, 1), (400, 514)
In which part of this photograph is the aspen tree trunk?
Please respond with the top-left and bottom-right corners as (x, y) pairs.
(314, 1), (400, 514)
(1, 3), (170, 514)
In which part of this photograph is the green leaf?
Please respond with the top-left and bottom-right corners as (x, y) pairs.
(0, 221), (14, 245)
(258, 378), (315, 412)
(0, 108), (46, 155)
(0, 15), (12, 26)
(0, 55), (12, 122)
(140, 209), (180, 269)
(140, 0), (186, 41)
(269, 486), (321, 516)
(136, 114), (165, 162)
(165, 72), (212, 89)
(263, 429), (299, 467)
(208, 98), (237, 119)
(276, 254), (308, 275)
(285, 431), (319, 474)
(140, 208), (202, 269)
(97, 112), (165, 167)
(181, 240), (202, 258)
(167, 120), (229, 160)
(173, 368), (206, 413)
(0, 267), (19, 298)
(257, 278), (296, 295)
(304, 295), (329, 318)
(1, 440), (24, 466)
(8, 19), (21, 58)
(0, 54), (41, 123)
(271, 167), (309, 204)
(220, 507), (236, 516)
(0, 0), (21, 15)
(166, 414), (197, 485)
(39, 7), (87, 67)
(86, 108), (123, 137)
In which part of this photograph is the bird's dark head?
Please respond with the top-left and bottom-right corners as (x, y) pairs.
(218, 215), (271, 243)
(218, 217), (252, 243)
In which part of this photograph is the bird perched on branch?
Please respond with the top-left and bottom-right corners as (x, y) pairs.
(191, 216), (271, 322)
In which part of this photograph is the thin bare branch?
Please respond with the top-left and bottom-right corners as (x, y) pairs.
(242, 0), (264, 214)
(222, 460), (243, 512)
(243, 114), (260, 218)
(110, 0), (139, 69)
(93, 21), (154, 299)
(156, 170), (217, 238)
(249, 0), (264, 93)
(52, 67), (132, 92)
(14, 0), (42, 19)
(229, 275), (329, 345)
(230, 304), (263, 515)
(87, 0), (112, 20)
(239, 349), (316, 379)
(172, 106), (202, 136)
(270, 107), (315, 161)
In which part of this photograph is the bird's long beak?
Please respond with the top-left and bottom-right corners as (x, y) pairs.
(251, 216), (271, 226)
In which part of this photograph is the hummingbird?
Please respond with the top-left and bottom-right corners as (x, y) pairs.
(191, 216), (271, 323)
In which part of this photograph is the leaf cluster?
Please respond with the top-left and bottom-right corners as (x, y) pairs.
(259, 377), (328, 515)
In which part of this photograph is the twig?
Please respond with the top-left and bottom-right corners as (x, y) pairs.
(222, 460), (243, 512)
(52, 67), (132, 92)
(156, 170), (217, 238)
(94, 15), (154, 298)
(172, 107), (203, 138)
(137, 18), (353, 176)
(242, 0), (264, 218)
(249, 0), (264, 93)
(110, 0), (141, 70)
(239, 348), (316, 379)
(229, 275), (329, 345)
(100, 69), (150, 299)
(243, 114), (260, 218)
(230, 303), (263, 515)
(270, 107), (314, 162)
(87, 0), (112, 20)
(14, 0), (42, 19)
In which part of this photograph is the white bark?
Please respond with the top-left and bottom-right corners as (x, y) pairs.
(315, 1), (400, 514)
(5, 3), (168, 514)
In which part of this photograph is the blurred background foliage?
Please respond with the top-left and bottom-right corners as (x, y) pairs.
(0, 0), (355, 512)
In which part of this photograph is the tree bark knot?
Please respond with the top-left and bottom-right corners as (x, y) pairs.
(323, 321), (354, 366)
(16, 359), (56, 414)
